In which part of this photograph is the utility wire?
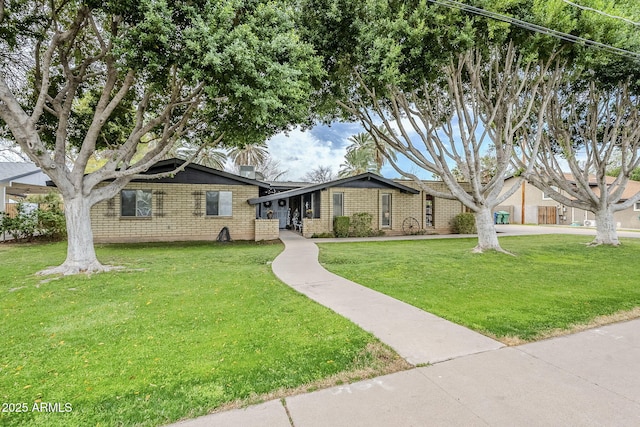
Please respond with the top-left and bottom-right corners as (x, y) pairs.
(426, 0), (640, 61)
(561, 0), (640, 27)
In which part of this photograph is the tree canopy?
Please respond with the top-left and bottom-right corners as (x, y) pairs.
(0, 0), (322, 274)
(299, 0), (640, 251)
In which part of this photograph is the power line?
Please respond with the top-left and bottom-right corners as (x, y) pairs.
(561, 0), (640, 27)
(426, 0), (640, 61)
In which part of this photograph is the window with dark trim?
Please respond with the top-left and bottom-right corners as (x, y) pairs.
(206, 191), (232, 216)
(333, 192), (344, 218)
(425, 194), (434, 227)
(381, 193), (391, 227)
(121, 190), (152, 217)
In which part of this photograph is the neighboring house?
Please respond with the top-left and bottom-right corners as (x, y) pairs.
(90, 159), (470, 242)
(0, 162), (52, 215)
(499, 176), (640, 229)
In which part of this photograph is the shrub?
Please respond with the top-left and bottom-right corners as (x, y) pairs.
(1, 202), (39, 241)
(1, 193), (66, 241)
(452, 212), (476, 234)
(333, 216), (350, 238)
(351, 212), (374, 237)
(32, 192), (66, 240)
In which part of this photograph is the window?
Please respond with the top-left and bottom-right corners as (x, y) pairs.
(206, 191), (232, 216)
(543, 186), (559, 200)
(333, 192), (344, 217)
(425, 195), (434, 227)
(381, 193), (391, 227)
(635, 201), (640, 212)
(121, 190), (152, 217)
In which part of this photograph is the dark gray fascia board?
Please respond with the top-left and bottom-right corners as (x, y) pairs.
(247, 172), (419, 205)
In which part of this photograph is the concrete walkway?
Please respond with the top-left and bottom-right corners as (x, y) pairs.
(168, 226), (640, 426)
(270, 230), (504, 365)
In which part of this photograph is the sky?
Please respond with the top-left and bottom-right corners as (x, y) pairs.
(266, 120), (436, 182)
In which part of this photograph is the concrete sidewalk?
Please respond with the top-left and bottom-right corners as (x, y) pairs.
(169, 319), (640, 427)
(168, 227), (640, 426)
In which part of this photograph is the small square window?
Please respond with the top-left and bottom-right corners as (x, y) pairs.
(634, 201), (640, 212)
(121, 190), (152, 217)
(206, 191), (232, 216)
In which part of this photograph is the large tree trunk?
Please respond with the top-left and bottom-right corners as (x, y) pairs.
(38, 196), (113, 275)
(592, 207), (620, 246)
(473, 207), (505, 253)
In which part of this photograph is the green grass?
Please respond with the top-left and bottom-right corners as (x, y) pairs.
(0, 241), (392, 427)
(318, 235), (640, 342)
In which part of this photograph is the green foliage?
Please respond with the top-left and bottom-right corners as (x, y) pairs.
(318, 235), (640, 341)
(607, 166), (640, 182)
(311, 232), (336, 238)
(451, 212), (477, 234)
(0, 241), (391, 426)
(333, 216), (350, 237)
(351, 212), (374, 237)
(31, 193), (66, 240)
(300, 0), (640, 116)
(3, 0), (324, 149)
(0, 203), (38, 241)
(0, 194), (66, 241)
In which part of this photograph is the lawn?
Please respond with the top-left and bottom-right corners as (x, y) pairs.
(318, 234), (640, 342)
(0, 241), (403, 427)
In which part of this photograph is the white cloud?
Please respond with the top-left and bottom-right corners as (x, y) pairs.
(267, 127), (351, 181)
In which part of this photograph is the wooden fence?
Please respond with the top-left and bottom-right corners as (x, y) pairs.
(538, 206), (557, 224)
(3, 203), (18, 218)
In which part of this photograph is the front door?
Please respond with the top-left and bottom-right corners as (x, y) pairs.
(274, 199), (288, 229)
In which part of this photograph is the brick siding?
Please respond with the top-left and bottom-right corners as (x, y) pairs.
(91, 182), (259, 243)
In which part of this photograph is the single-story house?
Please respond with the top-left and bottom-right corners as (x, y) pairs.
(90, 159), (470, 242)
(90, 159), (272, 243)
(499, 175), (640, 229)
(249, 174), (467, 237)
(1, 162), (52, 215)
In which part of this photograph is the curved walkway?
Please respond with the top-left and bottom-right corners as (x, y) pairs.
(271, 230), (503, 365)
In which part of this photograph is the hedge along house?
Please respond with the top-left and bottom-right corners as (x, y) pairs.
(248, 173), (468, 237)
(89, 159), (277, 243)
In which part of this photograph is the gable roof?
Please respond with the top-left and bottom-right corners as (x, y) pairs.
(591, 175), (640, 200)
(557, 173), (640, 200)
(247, 172), (419, 205)
(0, 162), (44, 183)
(121, 158), (271, 188)
(509, 173), (640, 201)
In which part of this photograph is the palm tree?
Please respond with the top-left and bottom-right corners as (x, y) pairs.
(168, 142), (227, 170)
(339, 128), (396, 177)
(338, 146), (374, 177)
(369, 125), (397, 171)
(228, 142), (268, 167)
